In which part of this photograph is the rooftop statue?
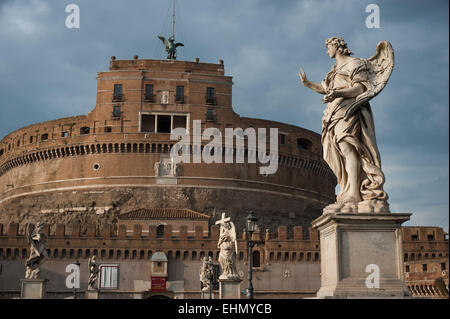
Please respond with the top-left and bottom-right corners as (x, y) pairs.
(25, 222), (48, 279)
(157, 35), (184, 60)
(299, 37), (394, 214)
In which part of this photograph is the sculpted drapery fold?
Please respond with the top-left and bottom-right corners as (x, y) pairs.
(321, 58), (388, 204)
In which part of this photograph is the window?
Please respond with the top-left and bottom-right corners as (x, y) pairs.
(104, 126), (112, 133)
(422, 264), (427, 272)
(29, 136), (34, 143)
(206, 87), (215, 104)
(141, 113), (188, 133)
(297, 138), (312, 151)
(99, 264), (119, 289)
(145, 84), (154, 101)
(0, 149), (3, 157)
(61, 131), (68, 138)
(411, 234), (419, 241)
(280, 134), (286, 145)
(252, 250), (261, 268)
(405, 265), (410, 273)
(113, 84), (122, 100)
(427, 233), (435, 241)
(80, 127), (90, 135)
(172, 115), (187, 130)
(206, 109), (215, 121)
(141, 115), (155, 132)
(157, 115), (171, 133)
(17, 140), (20, 147)
(41, 134), (49, 141)
(176, 86), (185, 103)
(441, 263), (446, 271)
(112, 105), (121, 119)
(156, 225), (165, 238)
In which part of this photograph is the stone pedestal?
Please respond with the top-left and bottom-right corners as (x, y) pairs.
(20, 278), (48, 299)
(201, 290), (216, 299)
(86, 290), (99, 299)
(219, 277), (242, 299)
(312, 212), (411, 299)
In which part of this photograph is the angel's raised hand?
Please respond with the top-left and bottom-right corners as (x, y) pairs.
(298, 69), (308, 85)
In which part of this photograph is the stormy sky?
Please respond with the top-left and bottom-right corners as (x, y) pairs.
(0, 0), (448, 231)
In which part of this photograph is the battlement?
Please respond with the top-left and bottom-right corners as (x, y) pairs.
(0, 222), (320, 242)
(108, 57), (225, 75)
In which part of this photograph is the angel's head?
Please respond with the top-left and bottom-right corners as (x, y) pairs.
(36, 221), (46, 230)
(325, 37), (353, 58)
(223, 222), (232, 230)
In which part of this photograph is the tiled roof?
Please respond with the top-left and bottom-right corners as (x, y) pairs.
(118, 208), (210, 220)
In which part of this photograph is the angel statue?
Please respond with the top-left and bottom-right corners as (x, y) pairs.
(25, 222), (48, 279)
(299, 37), (394, 214)
(88, 255), (99, 290)
(157, 35), (184, 60)
(199, 256), (213, 292)
(216, 214), (239, 280)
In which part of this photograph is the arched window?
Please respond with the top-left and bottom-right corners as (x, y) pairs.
(156, 225), (165, 238)
(252, 250), (261, 268)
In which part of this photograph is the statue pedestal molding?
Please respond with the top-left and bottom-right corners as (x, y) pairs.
(86, 290), (99, 299)
(201, 291), (216, 299)
(312, 212), (411, 298)
(20, 278), (48, 299)
(218, 277), (242, 299)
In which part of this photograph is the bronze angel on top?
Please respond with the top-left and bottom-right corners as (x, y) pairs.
(157, 35), (184, 60)
(299, 37), (394, 214)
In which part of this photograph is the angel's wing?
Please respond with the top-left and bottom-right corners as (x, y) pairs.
(229, 222), (238, 255)
(175, 43), (184, 48)
(26, 223), (33, 244)
(344, 40), (394, 119)
(157, 35), (168, 46)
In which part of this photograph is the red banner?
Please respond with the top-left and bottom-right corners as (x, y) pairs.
(151, 277), (166, 292)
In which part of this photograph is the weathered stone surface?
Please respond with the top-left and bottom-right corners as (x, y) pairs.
(312, 212), (411, 298)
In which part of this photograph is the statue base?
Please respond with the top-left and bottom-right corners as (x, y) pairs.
(20, 278), (48, 299)
(201, 291), (216, 299)
(323, 199), (390, 214)
(311, 212), (411, 299)
(86, 290), (99, 299)
(219, 277), (242, 299)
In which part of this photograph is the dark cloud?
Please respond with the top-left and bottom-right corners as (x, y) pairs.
(0, 0), (448, 230)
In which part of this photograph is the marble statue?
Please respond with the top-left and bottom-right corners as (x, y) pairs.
(88, 255), (99, 290)
(25, 222), (48, 279)
(199, 256), (213, 292)
(215, 213), (239, 279)
(299, 37), (394, 214)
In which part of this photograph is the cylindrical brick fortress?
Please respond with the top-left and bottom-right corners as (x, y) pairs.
(0, 57), (336, 232)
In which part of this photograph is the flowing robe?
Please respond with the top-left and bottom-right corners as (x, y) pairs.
(321, 57), (388, 203)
